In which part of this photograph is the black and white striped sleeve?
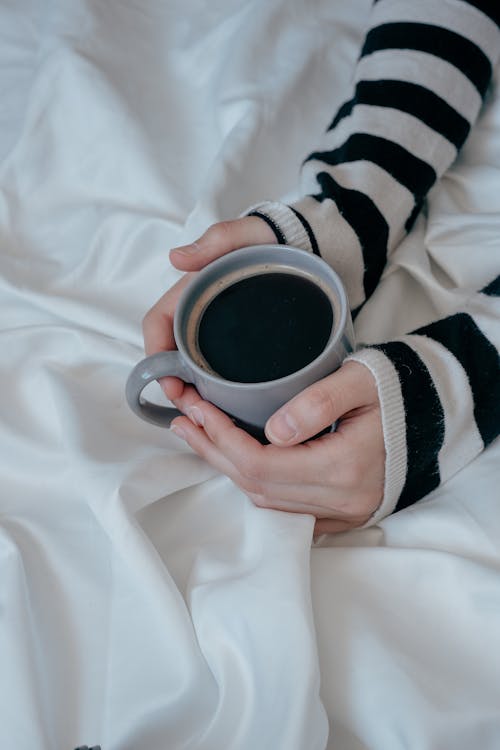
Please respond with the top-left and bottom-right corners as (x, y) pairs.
(248, 0), (500, 314)
(348, 282), (500, 521)
(245, 0), (500, 520)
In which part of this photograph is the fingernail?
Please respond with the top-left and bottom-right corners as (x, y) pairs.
(172, 242), (200, 256)
(170, 424), (187, 440)
(188, 406), (204, 427)
(267, 411), (298, 443)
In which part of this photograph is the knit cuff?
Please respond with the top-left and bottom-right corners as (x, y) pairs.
(346, 347), (408, 525)
(244, 201), (314, 253)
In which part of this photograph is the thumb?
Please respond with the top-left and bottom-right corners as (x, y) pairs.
(169, 216), (277, 271)
(265, 361), (376, 446)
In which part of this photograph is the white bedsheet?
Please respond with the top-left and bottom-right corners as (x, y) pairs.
(1, 1), (499, 749)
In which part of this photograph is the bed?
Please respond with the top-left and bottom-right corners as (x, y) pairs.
(1, 1), (499, 748)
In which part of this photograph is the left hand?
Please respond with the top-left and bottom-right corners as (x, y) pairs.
(169, 360), (386, 535)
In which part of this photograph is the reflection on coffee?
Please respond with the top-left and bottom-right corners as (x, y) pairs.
(194, 271), (334, 383)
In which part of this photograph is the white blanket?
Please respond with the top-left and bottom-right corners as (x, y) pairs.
(1, 1), (499, 748)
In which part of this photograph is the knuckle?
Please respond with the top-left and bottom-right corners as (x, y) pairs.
(142, 305), (168, 332)
(205, 220), (233, 244)
(343, 489), (380, 525)
(249, 494), (271, 509)
(238, 453), (265, 482)
(141, 308), (154, 330)
(216, 220), (234, 236)
(238, 476), (263, 495)
(307, 384), (336, 420)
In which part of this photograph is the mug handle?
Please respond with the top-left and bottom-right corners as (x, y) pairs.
(125, 351), (192, 428)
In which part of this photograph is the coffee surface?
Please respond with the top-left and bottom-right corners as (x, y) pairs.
(197, 272), (333, 382)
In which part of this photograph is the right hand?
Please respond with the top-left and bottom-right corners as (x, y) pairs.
(142, 216), (278, 402)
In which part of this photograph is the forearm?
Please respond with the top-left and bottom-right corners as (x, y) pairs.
(248, 0), (500, 312)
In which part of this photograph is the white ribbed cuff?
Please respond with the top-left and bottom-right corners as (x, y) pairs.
(243, 201), (314, 253)
(346, 347), (408, 525)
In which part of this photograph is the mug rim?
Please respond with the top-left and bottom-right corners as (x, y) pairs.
(173, 244), (349, 391)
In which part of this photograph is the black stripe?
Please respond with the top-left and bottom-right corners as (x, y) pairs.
(328, 80), (470, 150)
(482, 275), (500, 297)
(247, 211), (286, 245)
(405, 197), (424, 233)
(313, 171), (389, 301)
(329, 98), (355, 131)
(362, 23), (492, 97)
(288, 206), (321, 256)
(307, 133), (437, 200)
(351, 304), (363, 322)
(414, 313), (500, 446)
(373, 341), (445, 510)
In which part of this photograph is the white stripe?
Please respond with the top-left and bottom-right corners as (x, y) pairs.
(317, 104), (457, 175)
(370, 0), (500, 66)
(401, 333), (484, 482)
(356, 49), (482, 123)
(469, 294), (500, 353)
(292, 194), (366, 310)
(300, 158), (327, 198)
(328, 161), (413, 254)
(347, 347), (408, 523)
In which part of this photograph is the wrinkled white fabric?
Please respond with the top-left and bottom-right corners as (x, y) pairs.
(0, 1), (499, 749)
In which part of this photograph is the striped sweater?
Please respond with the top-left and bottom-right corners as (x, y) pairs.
(247, 0), (500, 523)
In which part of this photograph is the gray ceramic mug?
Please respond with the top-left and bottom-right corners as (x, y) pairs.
(126, 244), (354, 436)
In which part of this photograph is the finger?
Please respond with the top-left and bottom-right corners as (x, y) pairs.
(184, 398), (343, 486)
(170, 416), (244, 482)
(245, 481), (376, 522)
(171, 384), (205, 414)
(245, 493), (318, 515)
(172, 404), (378, 523)
(169, 216), (277, 271)
(171, 412), (340, 508)
(265, 360), (378, 446)
(244, 488), (345, 515)
(142, 273), (195, 399)
(142, 273), (193, 355)
(314, 514), (372, 536)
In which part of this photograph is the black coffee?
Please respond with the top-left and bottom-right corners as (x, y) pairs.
(197, 272), (333, 383)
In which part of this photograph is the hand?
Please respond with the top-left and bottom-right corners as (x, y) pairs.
(142, 216), (277, 400)
(168, 360), (385, 535)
